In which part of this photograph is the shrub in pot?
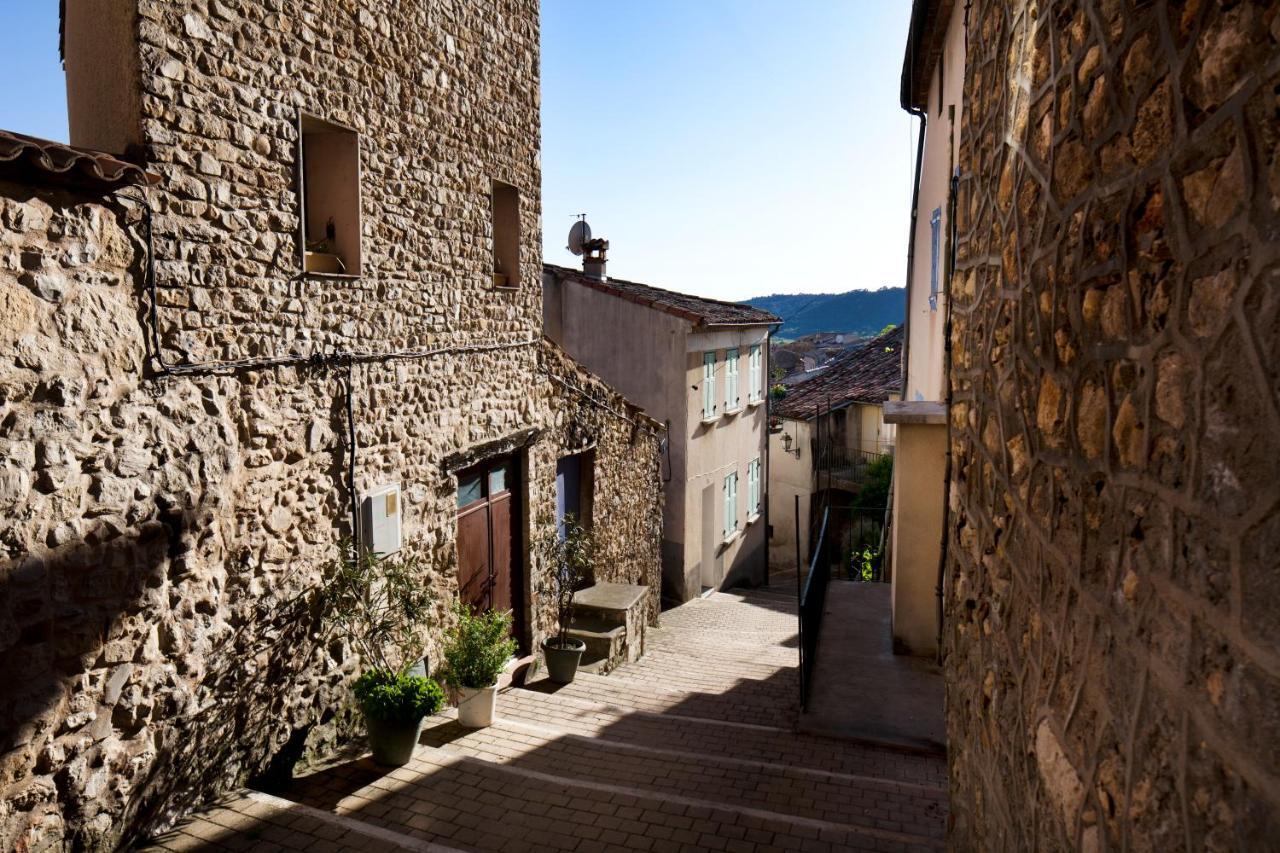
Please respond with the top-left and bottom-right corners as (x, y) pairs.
(352, 669), (445, 765)
(320, 543), (442, 765)
(441, 601), (516, 728)
(538, 514), (593, 683)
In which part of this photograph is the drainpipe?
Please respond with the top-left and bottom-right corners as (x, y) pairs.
(763, 322), (780, 586)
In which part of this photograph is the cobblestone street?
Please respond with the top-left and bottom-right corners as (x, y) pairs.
(142, 587), (947, 852)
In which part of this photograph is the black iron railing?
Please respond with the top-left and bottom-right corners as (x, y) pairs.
(827, 505), (891, 582)
(797, 503), (830, 710)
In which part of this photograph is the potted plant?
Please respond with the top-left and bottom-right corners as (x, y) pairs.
(320, 544), (444, 766)
(441, 601), (516, 728)
(539, 514), (593, 683)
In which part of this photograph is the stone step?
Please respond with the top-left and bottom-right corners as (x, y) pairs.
(528, 668), (799, 729)
(413, 714), (947, 843)
(499, 682), (947, 789)
(564, 613), (627, 662)
(139, 788), (467, 853)
(285, 726), (945, 852)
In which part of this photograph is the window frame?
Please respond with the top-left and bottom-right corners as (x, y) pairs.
(297, 111), (364, 279)
(748, 344), (762, 404)
(491, 179), (521, 290)
(725, 348), (740, 412)
(929, 206), (942, 311)
(723, 471), (739, 541)
(702, 351), (718, 421)
(747, 458), (761, 520)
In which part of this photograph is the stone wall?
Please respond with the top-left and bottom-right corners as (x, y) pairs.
(0, 1), (664, 850)
(946, 1), (1280, 850)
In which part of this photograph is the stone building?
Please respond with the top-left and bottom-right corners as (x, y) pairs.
(0, 2), (663, 850)
(544, 261), (778, 603)
(931, 0), (1280, 849)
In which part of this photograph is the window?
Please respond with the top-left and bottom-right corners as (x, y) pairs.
(702, 352), (717, 420)
(748, 344), (762, 403)
(555, 451), (594, 539)
(725, 349), (740, 411)
(929, 207), (941, 311)
(747, 458), (761, 518)
(299, 113), (362, 276)
(491, 180), (520, 288)
(723, 471), (738, 540)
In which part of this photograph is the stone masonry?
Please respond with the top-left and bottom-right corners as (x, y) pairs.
(946, 0), (1280, 850)
(0, 2), (662, 850)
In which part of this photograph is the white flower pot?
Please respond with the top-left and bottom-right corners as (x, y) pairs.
(456, 684), (498, 728)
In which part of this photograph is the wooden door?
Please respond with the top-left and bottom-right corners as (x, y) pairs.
(455, 458), (523, 645)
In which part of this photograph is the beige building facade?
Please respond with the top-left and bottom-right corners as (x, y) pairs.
(886, 0), (966, 657)
(544, 264), (778, 603)
(0, 3), (664, 850)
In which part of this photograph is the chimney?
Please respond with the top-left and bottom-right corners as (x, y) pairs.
(582, 237), (609, 281)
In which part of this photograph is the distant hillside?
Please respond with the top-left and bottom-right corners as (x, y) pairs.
(743, 287), (904, 339)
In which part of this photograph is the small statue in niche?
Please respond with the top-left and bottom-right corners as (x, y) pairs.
(307, 216), (337, 254)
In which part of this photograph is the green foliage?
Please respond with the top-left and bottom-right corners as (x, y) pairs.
(538, 514), (593, 647)
(878, 323), (898, 337)
(441, 601), (517, 689)
(743, 288), (904, 338)
(319, 541), (436, 675)
(353, 668), (445, 723)
(853, 454), (894, 510)
(770, 383), (787, 400)
(854, 545), (877, 581)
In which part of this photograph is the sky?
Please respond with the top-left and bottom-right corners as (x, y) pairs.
(0, 2), (917, 303)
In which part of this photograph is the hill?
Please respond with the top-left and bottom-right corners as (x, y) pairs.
(743, 288), (904, 339)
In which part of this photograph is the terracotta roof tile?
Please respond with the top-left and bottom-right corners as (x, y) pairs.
(544, 263), (780, 328)
(774, 326), (904, 419)
(0, 129), (158, 190)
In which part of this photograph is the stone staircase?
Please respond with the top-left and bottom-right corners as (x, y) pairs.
(563, 581), (648, 674)
(140, 587), (948, 853)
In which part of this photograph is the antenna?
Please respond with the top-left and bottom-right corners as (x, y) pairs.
(567, 217), (592, 256)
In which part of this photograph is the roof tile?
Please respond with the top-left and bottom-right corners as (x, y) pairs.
(774, 326), (904, 419)
(0, 129), (158, 190)
(545, 263), (780, 327)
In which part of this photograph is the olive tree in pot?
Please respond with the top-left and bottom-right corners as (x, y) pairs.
(321, 544), (444, 766)
(441, 601), (516, 728)
(539, 514), (593, 683)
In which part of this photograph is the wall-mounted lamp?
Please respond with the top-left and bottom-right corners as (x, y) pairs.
(781, 432), (801, 458)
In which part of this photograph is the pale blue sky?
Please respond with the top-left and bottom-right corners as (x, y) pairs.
(0, 1), (916, 302)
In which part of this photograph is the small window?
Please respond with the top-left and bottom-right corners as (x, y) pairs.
(747, 458), (761, 517)
(457, 473), (484, 508)
(929, 207), (941, 311)
(299, 114), (362, 276)
(725, 349), (740, 411)
(723, 471), (739, 540)
(702, 352), (717, 420)
(748, 344), (762, 403)
(488, 467), (507, 495)
(491, 180), (520, 289)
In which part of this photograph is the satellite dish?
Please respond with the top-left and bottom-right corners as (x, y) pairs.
(567, 219), (592, 256)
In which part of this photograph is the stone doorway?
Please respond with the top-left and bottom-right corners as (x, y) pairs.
(455, 456), (525, 648)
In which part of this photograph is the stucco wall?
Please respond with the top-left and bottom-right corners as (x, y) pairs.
(945, 1), (1280, 849)
(905, 0), (967, 404)
(888, 422), (946, 656)
(683, 328), (769, 598)
(766, 418), (812, 572)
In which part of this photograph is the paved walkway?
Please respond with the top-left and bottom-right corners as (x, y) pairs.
(799, 583), (945, 754)
(141, 586), (947, 852)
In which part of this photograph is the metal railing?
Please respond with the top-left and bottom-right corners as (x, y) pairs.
(797, 501), (830, 710)
(827, 505), (891, 582)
